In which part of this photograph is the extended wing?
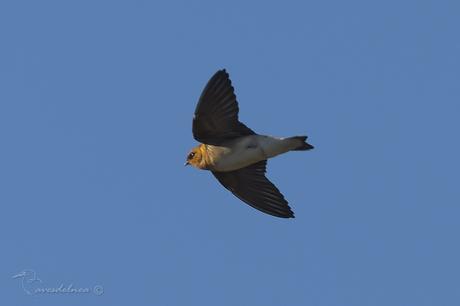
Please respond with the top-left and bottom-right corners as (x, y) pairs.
(193, 69), (255, 145)
(212, 160), (294, 218)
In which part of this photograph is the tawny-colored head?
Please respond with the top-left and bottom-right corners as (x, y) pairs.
(185, 145), (205, 169)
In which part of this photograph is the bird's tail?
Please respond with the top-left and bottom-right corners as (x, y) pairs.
(287, 136), (314, 151)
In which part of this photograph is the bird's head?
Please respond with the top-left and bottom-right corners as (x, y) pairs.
(184, 145), (205, 169)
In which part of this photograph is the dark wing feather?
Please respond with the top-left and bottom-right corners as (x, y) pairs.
(193, 69), (255, 145)
(212, 160), (295, 218)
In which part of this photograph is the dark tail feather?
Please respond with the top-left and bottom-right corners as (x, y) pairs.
(289, 136), (314, 151)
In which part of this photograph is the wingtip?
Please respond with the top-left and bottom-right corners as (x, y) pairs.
(278, 213), (295, 219)
(283, 205), (295, 218)
(210, 69), (229, 80)
(270, 208), (295, 219)
(258, 209), (295, 219)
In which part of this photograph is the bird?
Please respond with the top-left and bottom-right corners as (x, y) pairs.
(185, 69), (314, 218)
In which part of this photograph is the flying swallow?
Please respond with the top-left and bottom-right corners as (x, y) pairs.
(186, 69), (314, 218)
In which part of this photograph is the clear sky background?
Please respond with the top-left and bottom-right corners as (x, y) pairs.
(1, 1), (459, 305)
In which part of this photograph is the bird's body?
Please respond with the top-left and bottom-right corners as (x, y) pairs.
(194, 135), (309, 172)
(186, 69), (314, 218)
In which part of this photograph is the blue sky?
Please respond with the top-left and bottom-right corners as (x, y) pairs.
(1, 0), (459, 305)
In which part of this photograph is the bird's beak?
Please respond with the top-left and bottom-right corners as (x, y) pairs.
(184, 161), (190, 166)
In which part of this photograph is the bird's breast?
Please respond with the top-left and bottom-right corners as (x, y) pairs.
(206, 136), (267, 172)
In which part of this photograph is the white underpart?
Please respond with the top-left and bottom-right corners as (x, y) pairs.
(210, 135), (298, 172)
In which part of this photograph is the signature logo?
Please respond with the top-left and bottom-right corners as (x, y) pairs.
(12, 269), (103, 296)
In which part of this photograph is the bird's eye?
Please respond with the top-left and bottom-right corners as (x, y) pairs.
(188, 152), (195, 160)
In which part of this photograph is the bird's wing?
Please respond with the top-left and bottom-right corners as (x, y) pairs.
(212, 160), (294, 218)
(193, 69), (255, 145)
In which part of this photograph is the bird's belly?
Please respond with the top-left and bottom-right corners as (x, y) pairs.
(209, 137), (266, 172)
(208, 135), (293, 172)
(213, 150), (263, 171)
